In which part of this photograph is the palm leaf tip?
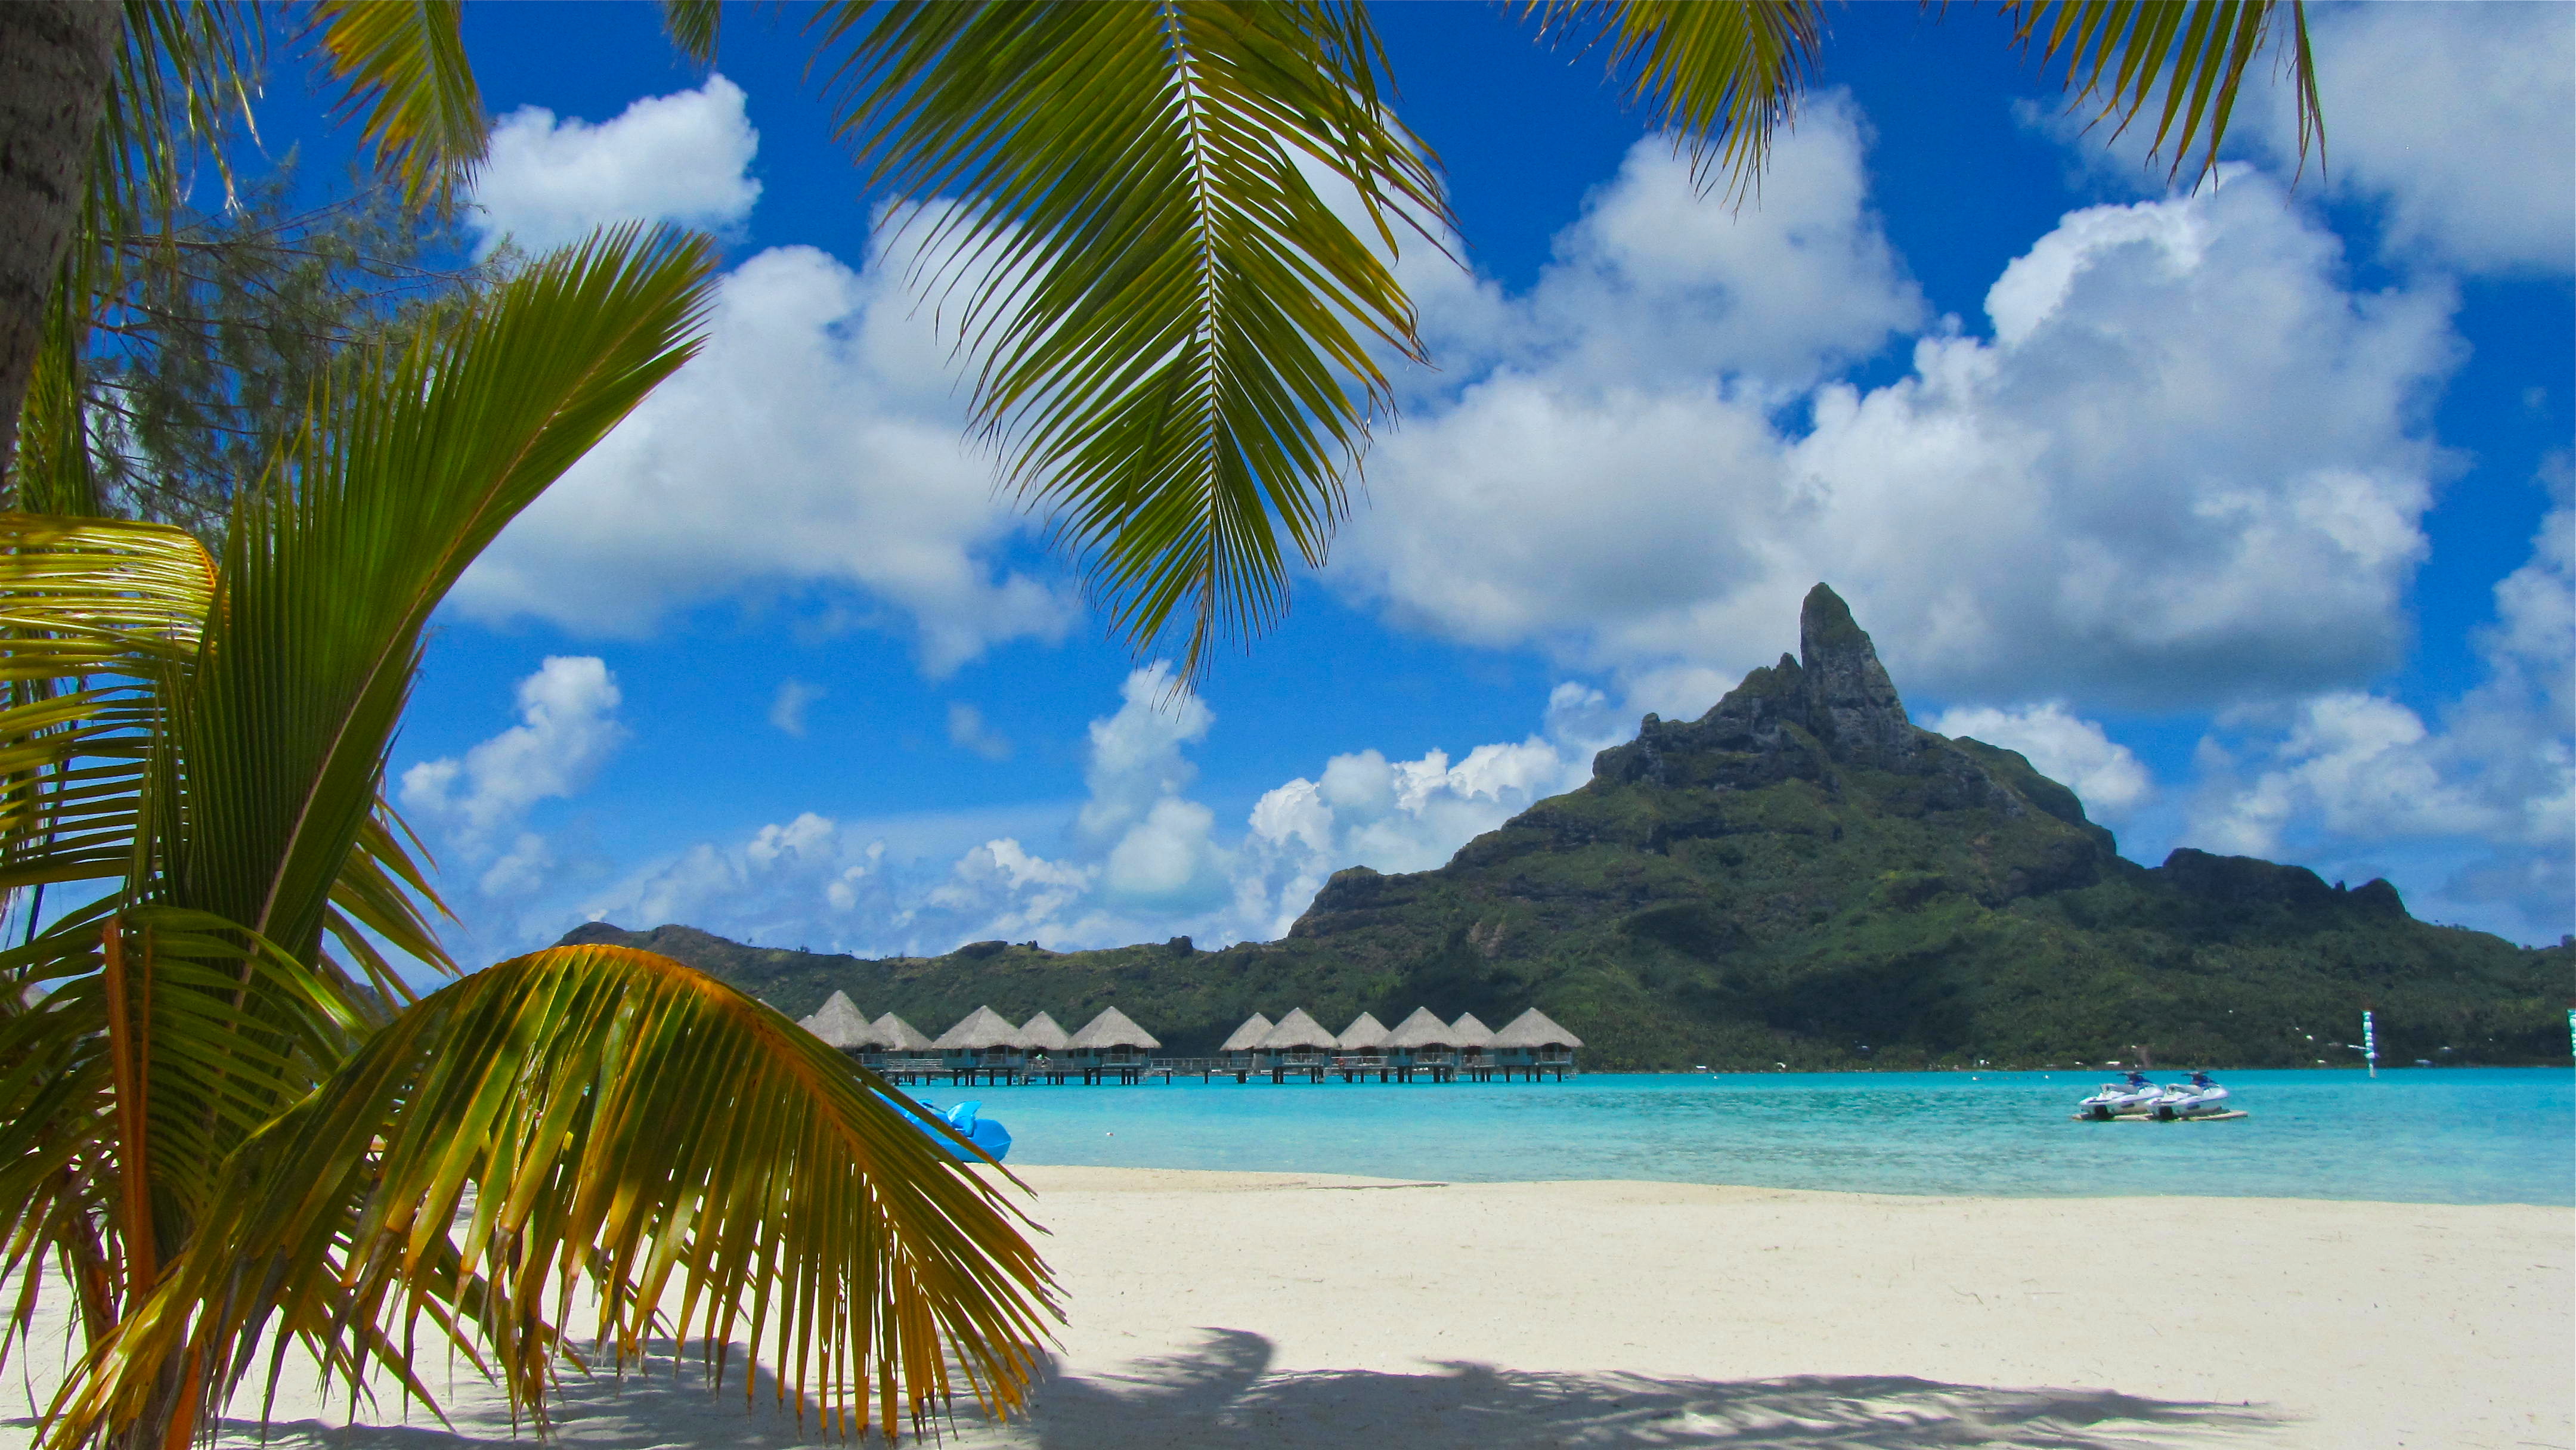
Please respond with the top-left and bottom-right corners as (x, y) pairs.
(1524, 0), (1826, 200)
(2004, 0), (2323, 184)
(817, 0), (1451, 681)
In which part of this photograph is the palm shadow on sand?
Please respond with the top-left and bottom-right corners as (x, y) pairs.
(11, 1328), (2284, 1448)
(971, 1328), (2287, 1450)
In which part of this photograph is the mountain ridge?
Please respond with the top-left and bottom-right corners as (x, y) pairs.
(561, 585), (2572, 1070)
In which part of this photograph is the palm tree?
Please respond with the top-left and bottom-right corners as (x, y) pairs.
(0, 229), (1054, 1448)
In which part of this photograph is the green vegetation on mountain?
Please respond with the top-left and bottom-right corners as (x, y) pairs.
(569, 587), (2572, 1071)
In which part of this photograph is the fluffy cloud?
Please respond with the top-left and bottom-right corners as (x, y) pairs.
(2186, 468), (2574, 937)
(402, 656), (626, 850)
(561, 667), (1633, 956)
(472, 75), (762, 254)
(453, 242), (1072, 671)
(454, 79), (1070, 674)
(1927, 702), (2151, 822)
(2246, 3), (2574, 274)
(1340, 139), (2459, 712)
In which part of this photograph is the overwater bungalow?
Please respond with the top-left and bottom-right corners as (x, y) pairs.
(1383, 1006), (1461, 1082)
(798, 990), (871, 1056)
(1451, 1012), (1498, 1080)
(1258, 1008), (1337, 1082)
(1017, 1011), (1074, 1083)
(1217, 1013), (1274, 1080)
(936, 1005), (1025, 1083)
(1068, 1007), (1160, 1083)
(1493, 1007), (1582, 1079)
(1334, 1011), (1391, 1081)
(871, 1012), (939, 1083)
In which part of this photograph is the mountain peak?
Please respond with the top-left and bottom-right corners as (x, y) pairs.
(1797, 583), (1915, 769)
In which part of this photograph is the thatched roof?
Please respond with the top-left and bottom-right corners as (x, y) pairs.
(1450, 1012), (1497, 1048)
(799, 990), (872, 1049)
(934, 1005), (1022, 1050)
(1015, 1011), (1073, 1051)
(1070, 1006), (1160, 1050)
(1258, 1008), (1338, 1051)
(1335, 1011), (1389, 1049)
(874, 1012), (936, 1051)
(1383, 1006), (1457, 1049)
(1218, 1013), (1274, 1053)
(1494, 1006), (1583, 1048)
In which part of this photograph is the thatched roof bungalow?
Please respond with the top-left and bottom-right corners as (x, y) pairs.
(1258, 1008), (1337, 1062)
(1335, 1011), (1389, 1053)
(1068, 1007), (1160, 1066)
(936, 1005), (1025, 1067)
(1383, 1006), (1458, 1062)
(1451, 1011), (1497, 1063)
(1218, 1012), (1274, 1068)
(874, 1012), (936, 1054)
(799, 991), (872, 1052)
(1015, 1011), (1073, 1055)
(1493, 1007), (1582, 1069)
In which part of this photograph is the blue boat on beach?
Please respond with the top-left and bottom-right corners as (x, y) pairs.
(910, 1098), (1011, 1161)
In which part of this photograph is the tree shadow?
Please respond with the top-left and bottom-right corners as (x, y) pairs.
(966, 1328), (2289, 1450)
(5, 1329), (2288, 1448)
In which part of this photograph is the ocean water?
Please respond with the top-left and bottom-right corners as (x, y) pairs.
(923, 1067), (2574, 1205)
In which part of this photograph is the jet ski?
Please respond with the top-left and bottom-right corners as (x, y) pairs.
(2073, 1070), (2164, 1120)
(911, 1098), (1013, 1161)
(2151, 1071), (2243, 1121)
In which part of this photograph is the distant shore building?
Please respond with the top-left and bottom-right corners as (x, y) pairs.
(1451, 1012), (1497, 1079)
(1258, 1008), (1337, 1082)
(798, 991), (872, 1056)
(1218, 1013), (1274, 1077)
(1494, 1008), (1582, 1079)
(1016, 1011), (1074, 1082)
(1384, 1006), (1462, 1082)
(1068, 1007), (1161, 1083)
(1335, 1011), (1391, 1081)
(936, 1005), (1024, 1082)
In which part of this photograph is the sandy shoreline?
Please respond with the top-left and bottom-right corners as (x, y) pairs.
(8, 1167), (2568, 1449)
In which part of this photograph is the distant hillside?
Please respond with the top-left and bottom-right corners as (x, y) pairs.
(562, 586), (2574, 1071)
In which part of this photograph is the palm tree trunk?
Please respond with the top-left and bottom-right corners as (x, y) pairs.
(0, 0), (121, 487)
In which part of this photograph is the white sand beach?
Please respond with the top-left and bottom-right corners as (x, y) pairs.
(8, 1168), (2568, 1450)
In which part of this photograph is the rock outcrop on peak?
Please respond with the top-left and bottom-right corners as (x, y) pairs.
(575, 585), (2572, 1071)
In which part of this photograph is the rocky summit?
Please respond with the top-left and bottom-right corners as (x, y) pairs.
(566, 585), (2572, 1071)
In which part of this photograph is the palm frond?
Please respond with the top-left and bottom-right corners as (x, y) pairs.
(1521, 0), (1824, 198)
(2001, 0), (2322, 182)
(301, 1), (488, 206)
(67, 944), (1055, 1446)
(814, 0), (1451, 678)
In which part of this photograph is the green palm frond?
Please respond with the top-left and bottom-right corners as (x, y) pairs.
(1522, 0), (1823, 197)
(2001, 0), (2321, 181)
(813, 0), (1451, 677)
(68, 944), (1055, 1446)
(301, 0), (488, 206)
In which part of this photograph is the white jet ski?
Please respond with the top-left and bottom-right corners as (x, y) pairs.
(2073, 1070), (2164, 1120)
(2151, 1071), (2243, 1120)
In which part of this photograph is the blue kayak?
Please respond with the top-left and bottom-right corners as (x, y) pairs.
(910, 1099), (1011, 1161)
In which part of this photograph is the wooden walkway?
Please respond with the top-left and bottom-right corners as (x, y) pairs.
(866, 1054), (1575, 1086)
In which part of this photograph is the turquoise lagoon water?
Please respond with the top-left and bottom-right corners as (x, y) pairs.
(930, 1067), (2574, 1205)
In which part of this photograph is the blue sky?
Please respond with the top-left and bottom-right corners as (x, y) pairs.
(309, 4), (2572, 966)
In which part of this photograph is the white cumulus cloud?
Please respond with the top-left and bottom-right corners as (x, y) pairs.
(471, 75), (763, 255)
(402, 656), (626, 851)
(1928, 702), (2151, 822)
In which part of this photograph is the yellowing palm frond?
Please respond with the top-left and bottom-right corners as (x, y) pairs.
(813, 0), (1451, 678)
(302, 0), (487, 206)
(2002, 0), (2321, 181)
(71, 944), (1055, 1446)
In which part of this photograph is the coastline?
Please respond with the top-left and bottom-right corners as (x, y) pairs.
(7, 1167), (2566, 1449)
